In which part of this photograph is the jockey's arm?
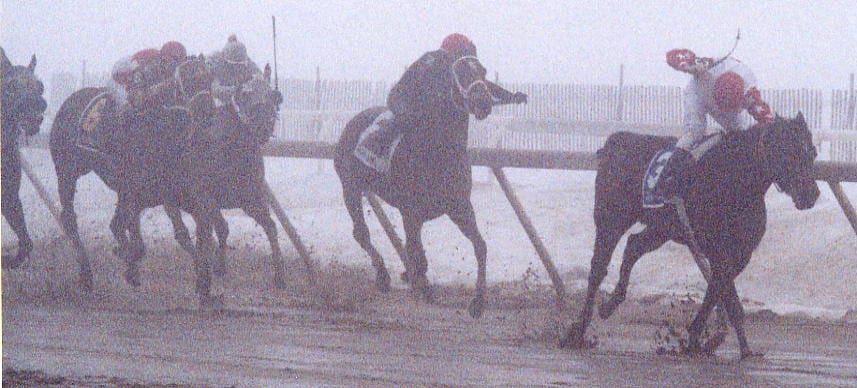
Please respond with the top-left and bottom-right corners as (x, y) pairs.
(745, 87), (775, 127)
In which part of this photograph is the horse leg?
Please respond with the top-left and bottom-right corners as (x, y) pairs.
(560, 223), (626, 349)
(211, 210), (230, 277)
(343, 185), (390, 292)
(447, 201), (488, 319)
(1, 158), (32, 270)
(188, 208), (216, 307)
(120, 205), (145, 288)
(242, 202), (286, 289)
(686, 272), (724, 355)
(599, 226), (670, 319)
(402, 211), (432, 303)
(164, 204), (195, 254)
(721, 279), (761, 359)
(57, 172), (93, 291)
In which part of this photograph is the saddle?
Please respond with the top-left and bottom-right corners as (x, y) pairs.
(353, 110), (403, 174)
(642, 133), (722, 208)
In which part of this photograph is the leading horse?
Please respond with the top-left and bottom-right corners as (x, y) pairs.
(334, 55), (518, 319)
(560, 113), (820, 359)
(1, 47), (47, 269)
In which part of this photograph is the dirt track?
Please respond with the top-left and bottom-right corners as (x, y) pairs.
(4, 277), (857, 387)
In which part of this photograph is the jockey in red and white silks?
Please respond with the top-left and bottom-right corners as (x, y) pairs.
(667, 48), (775, 154)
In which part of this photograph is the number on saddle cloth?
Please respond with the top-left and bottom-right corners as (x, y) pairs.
(353, 110), (403, 174)
(642, 145), (676, 208)
(77, 91), (116, 151)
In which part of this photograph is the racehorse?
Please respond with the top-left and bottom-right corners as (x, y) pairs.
(1, 47), (47, 269)
(49, 55), (218, 299)
(163, 67), (286, 285)
(560, 113), (820, 359)
(334, 55), (497, 319)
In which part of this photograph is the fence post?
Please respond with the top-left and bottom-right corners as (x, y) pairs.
(828, 181), (857, 238)
(491, 166), (566, 306)
(314, 66), (325, 173)
(616, 64), (624, 121)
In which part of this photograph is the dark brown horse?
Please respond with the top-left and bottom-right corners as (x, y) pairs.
(49, 55), (217, 297)
(163, 68), (286, 285)
(1, 47), (47, 269)
(334, 56), (510, 319)
(560, 113), (820, 359)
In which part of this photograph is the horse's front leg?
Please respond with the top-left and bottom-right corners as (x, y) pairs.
(1, 148), (32, 270)
(402, 211), (432, 303)
(448, 201), (487, 319)
(164, 204), (195, 254)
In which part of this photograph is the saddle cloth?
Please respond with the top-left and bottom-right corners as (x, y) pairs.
(641, 145), (675, 208)
(77, 91), (116, 152)
(353, 109), (402, 174)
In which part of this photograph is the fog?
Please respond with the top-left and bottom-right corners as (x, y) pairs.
(2, 0), (855, 89)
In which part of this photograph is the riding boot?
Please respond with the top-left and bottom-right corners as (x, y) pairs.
(655, 148), (695, 200)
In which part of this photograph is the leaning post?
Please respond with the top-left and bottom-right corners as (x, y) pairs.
(365, 193), (409, 271)
(491, 166), (567, 306)
(828, 181), (857, 238)
(262, 181), (318, 284)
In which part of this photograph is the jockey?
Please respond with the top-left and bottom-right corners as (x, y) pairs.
(207, 34), (264, 107)
(656, 47), (775, 198)
(126, 41), (187, 112)
(367, 33), (527, 154)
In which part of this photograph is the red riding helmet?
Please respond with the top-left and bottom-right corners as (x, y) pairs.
(441, 33), (477, 56)
(160, 41), (187, 64)
(714, 71), (746, 113)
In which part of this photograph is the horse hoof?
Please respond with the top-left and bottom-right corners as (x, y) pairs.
(468, 296), (485, 319)
(598, 300), (619, 320)
(200, 294), (225, 310)
(273, 274), (288, 290)
(123, 267), (140, 288)
(740, 350), (764, 360)
(376, 270), (391, 293)
(400, 271), (409, 284)
(3, 255), (25, 270)
(559, 322), (587, 349)
(701, 331), (728, 355)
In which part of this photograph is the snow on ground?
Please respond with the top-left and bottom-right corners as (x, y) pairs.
(3, 148), (856, 319)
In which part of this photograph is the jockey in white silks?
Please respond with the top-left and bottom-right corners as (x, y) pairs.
(655, 48), (775, 198)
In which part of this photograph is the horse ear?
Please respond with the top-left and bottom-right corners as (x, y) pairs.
(28, 54), (37, 72)
(0, 47), (11, 70)
(263, 63), (271, 83)
(796, 111), (806, 126)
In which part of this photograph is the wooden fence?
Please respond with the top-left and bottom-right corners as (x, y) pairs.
(45, 71), (857, 161)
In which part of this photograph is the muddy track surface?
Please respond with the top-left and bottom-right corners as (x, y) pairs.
(4, 283), (857, 387)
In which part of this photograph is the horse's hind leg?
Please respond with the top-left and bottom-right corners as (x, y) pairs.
(242, 202), (286, 289)
(560, 216), (629, 349)
(343, 185), (390, 292)
(448, 201), (488, 319)
(57, 171), (93, 290)
(721, 279), (760, 359)
(2, 155), (32, 269)
(599, 226), (670, 319)
(112, 201), (144, 287)
(164, 204), (195, 254)
(188, 209), (217, 307)
(402, 211), (431, 303)
(211, 210), (230, 277)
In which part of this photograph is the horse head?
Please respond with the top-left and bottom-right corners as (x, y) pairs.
(759, 112), (820, 210)
(1, 47), (47, 138)
(448, 55), (493, 120)
(174, 54), (215, 127)
(228, 64), (281, 146)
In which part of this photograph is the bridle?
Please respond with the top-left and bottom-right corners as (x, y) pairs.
(173, 59), (212, 110)
(449, 55), (489, 114)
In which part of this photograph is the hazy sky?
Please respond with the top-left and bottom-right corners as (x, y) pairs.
(2, 1), (855, 89)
